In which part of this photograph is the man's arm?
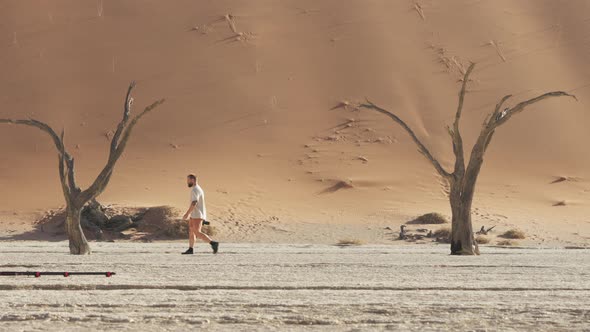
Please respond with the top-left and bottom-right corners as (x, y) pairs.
(183, 201), (197, 220)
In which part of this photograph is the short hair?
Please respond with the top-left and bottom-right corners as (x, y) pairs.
(187, 174), (197, 181)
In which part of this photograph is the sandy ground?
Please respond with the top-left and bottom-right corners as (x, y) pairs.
(1, 206), (588, 248)
(0, 242), (588, 331)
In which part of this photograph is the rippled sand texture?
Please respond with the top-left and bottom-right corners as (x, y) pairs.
(0, 242), (588, 331)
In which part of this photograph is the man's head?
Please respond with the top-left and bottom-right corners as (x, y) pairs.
(187, 174), (197, 187)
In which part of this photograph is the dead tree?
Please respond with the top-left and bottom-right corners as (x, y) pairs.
(359, 63), (576, 255)
(476, 225), (495, 235)
(0, 82), (164, 254)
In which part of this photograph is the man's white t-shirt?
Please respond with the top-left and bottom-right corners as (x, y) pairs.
(190, 184), (207, 220)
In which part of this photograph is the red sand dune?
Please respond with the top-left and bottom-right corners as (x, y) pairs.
(1, 0), (589, 246)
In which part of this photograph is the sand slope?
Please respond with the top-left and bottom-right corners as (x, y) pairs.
(1, 1), (589, 245)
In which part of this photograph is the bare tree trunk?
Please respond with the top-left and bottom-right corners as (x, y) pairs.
(65, 205), (91, 255)
(449, 184), (476, 255)
(450, 130), (490, 255)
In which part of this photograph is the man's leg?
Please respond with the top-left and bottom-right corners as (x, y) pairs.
(194, 218), (219, 254)
(194, 219), (212, 242)
(182, 219), (197, 254)
(188, 219), (197, 248)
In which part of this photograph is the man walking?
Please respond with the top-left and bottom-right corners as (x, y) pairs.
(182, 174), (219, 254)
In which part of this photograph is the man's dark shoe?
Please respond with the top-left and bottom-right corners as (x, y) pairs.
(210, 241), (219, 254)
(182, 247), (194, 255)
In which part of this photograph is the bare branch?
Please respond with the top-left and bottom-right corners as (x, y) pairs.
(80, 98), (165, 203)
(451, 62), (476, 176)
(445, 125), (454, 139)
(494, 95), (512, 115)
(495, 91), (577, 127)
(359, 99), (451, 179)
(0, 119), (65, 155)
(483, 130), (495, 152)
(466, 91), (576, 190)
(58, 129), (68, 186)
(463, 94), (514, 175)
(65, 155), (79, 194)
(59, 129), (80, 194)
(454, 63), (475, 127)
(110, 81), (136, 157)
(112, 98), (165, 159)
(57, 148), (71, 205)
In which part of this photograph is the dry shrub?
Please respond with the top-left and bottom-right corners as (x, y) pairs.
(139, 206), (179, 222)
(433, 227), (451, 243)
(500, 229), (526, 239)
(407, 213), (448, 225)
(163, 219), (188, 238)
(497, 239), (518, 246)
(336, 239), (363, 246)
(475, 235), (490, 244)
(134, 206), (184, 238)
